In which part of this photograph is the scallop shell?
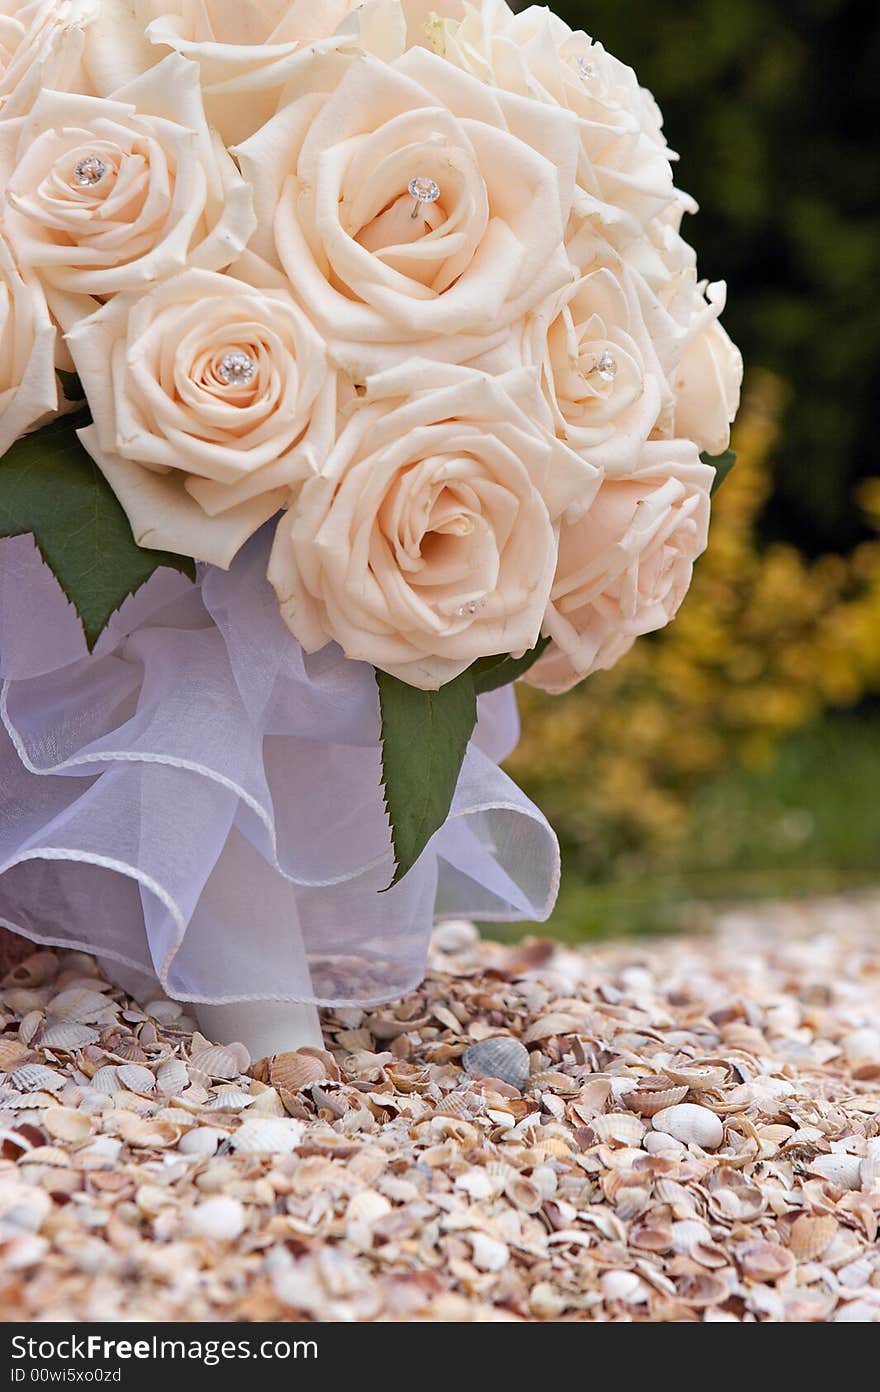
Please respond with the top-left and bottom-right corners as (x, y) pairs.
(156, 1058), (189, 1096)
(522, 1013), (582, 1044)
(105, 1037), (149, 1064)
(623, 1084), (689, 1116)
(39, 1022), (99, 1051)
(788, 1214), (839, 1261)
(43, 1107), (93, 1143)
(89, 1066), (122, 1095)
(186, 1196), (246, 1242)
(0, 1039), (30, 1073)
(230, 1117), (304, 1154)
(462, 1036), (530, 1092)
(113, 1113), (180, 1147)
(661, 1063), (729, 1089)
(48, 987), (115, 1025)
(11, 1063), (65, 1093)
(203, 1087), (257, 1112)
(116, 1064), (156, 1095)
(590, 1112), (646, 1147)
(738, 1240), (795, 1282)
(190, 1041), (250, 1080)
(270, 1050), (332, 1093)
(18, 1011), (45, 1045)
(504, 1174), (544, 1213)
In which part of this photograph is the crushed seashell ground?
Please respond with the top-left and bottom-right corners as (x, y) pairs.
(1, 894), (880, 1322)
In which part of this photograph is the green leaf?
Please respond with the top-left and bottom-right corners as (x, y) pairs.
(377, 634), (550, 886)
(377, 666), (477, 889)
(470, 636), (551, 694)
(703, 448), (737, 495)
(0, 412), (195, 649)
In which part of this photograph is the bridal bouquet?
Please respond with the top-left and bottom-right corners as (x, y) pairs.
(0, 0), (740, 1009)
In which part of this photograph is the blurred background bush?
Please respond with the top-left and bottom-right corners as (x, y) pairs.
(507, 0), (880, 937)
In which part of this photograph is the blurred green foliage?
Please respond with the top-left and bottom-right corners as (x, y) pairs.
(554, 0), (880, 553)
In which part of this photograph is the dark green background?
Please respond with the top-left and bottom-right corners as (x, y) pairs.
(551, 0), (880, 553)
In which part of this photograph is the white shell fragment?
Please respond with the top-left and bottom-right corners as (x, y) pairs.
(651, 1103), (724, 1150)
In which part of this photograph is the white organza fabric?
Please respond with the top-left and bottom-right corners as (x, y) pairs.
(0, 529), (559, 1006)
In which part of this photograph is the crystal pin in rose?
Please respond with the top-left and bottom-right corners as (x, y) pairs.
(408, 176), (441, 219)
(588, 350), (618, 383)
(217, 351), (257, 387)
(73, 155), (107, 188)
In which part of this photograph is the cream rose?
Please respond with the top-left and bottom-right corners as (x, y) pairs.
(674, 285), (743, 456)
(0, 231), (57, 455)
(437, 1), (682, 239)
(525, 440), (713, 694)
(236, 45), (579, 373)
(141, 0), (362, 144)
(66, 262), (334, 566)
(0, 0), (97, 120)
(520, 257), (667, 473)
(268, 361), (600, 690)
(3, 52), (255, 301)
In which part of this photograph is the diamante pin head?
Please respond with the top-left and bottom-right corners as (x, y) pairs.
(73, 155), (106, 188)
(594, 349), (618, 382)
(217, 350), (257, 387)
(576, 57), (595, 81)
(456, 600), (482, 617)
(408, 175), (441, 219)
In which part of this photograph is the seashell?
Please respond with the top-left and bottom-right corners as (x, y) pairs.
(18, 1010), (45, 1045)
(788, 1214), (839, 1261)
(431, 919), (479, 953)
(623, 1084), (688, 1116)
(808, 1153), (862, 1190)
(154, 1057), (188, 1096)
(590, 1112), (646, 1147)
(0, 1039), (30, 1073)
(677, 1272), (729, 1308)
(462, 1036), (530, 1092)
(467, 1232), (509, 1272)
(737, 1240), (795, 1282)
(89, 1066), (122, 1095)
(203, 1087), (257, 1113)
(651, 1103), (724, 1150)
(601, 1270), (648, 1304)
(11, 1063), (65, 1093)
(43, 1107), (93, 1143)
(48, 987), (115, 1025)
(522, 1013), (582, 1043)
(270, 1050), (332, 1093)
(642, 1130), (686, 1158)
(3, 989), (45, 1015)
(3, 951), (58, 988)
(116, 1064), (156, 1095)
(709, 1168), (765, 1221)
(177, 1126), (225, 1157)
(190, 1037), (250, 1079)
(346, 1189), (392, 1227)
(39, 1022), (99, 1051)
(841, 1027), (880, 1063)
(230, 1117), (304, 1154)
(661, 1063), (729, 1089)
(105, 1036), (148, 1064)
(504, 1173), (545, 1214)
(186, 1195), (246, 1242)
(114, 1114), (179, 1148)
(246, 1085), (285, 1117)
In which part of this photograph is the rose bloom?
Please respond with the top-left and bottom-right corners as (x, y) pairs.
(0, 0), (97, 120)
(525, 440), (713, 694)
(66, 262), (334, 567)
(674, 283), (743, 456)
(437, 1), (682, 239)
(2, 53), (254, 304)
(515, 255), (666, 474)
(236, 44), (579, 373)
(0, 231), (57, 455)
(268, 361), (600, 690)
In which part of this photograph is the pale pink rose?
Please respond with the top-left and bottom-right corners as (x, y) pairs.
(521, 258), (667, 473)
(674, 293), (743, 455)
(66, 261), (335, 567)
(437, 1), (682, 239)
(3, 54), (255, 304)
(268, 361), (600, 690)
(0, 230), (57, 455)
(236, 45), (579, 374)
(0, 0), (97, 120)
(142, 0), (364, 144)
(525, 440), (713, 694)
